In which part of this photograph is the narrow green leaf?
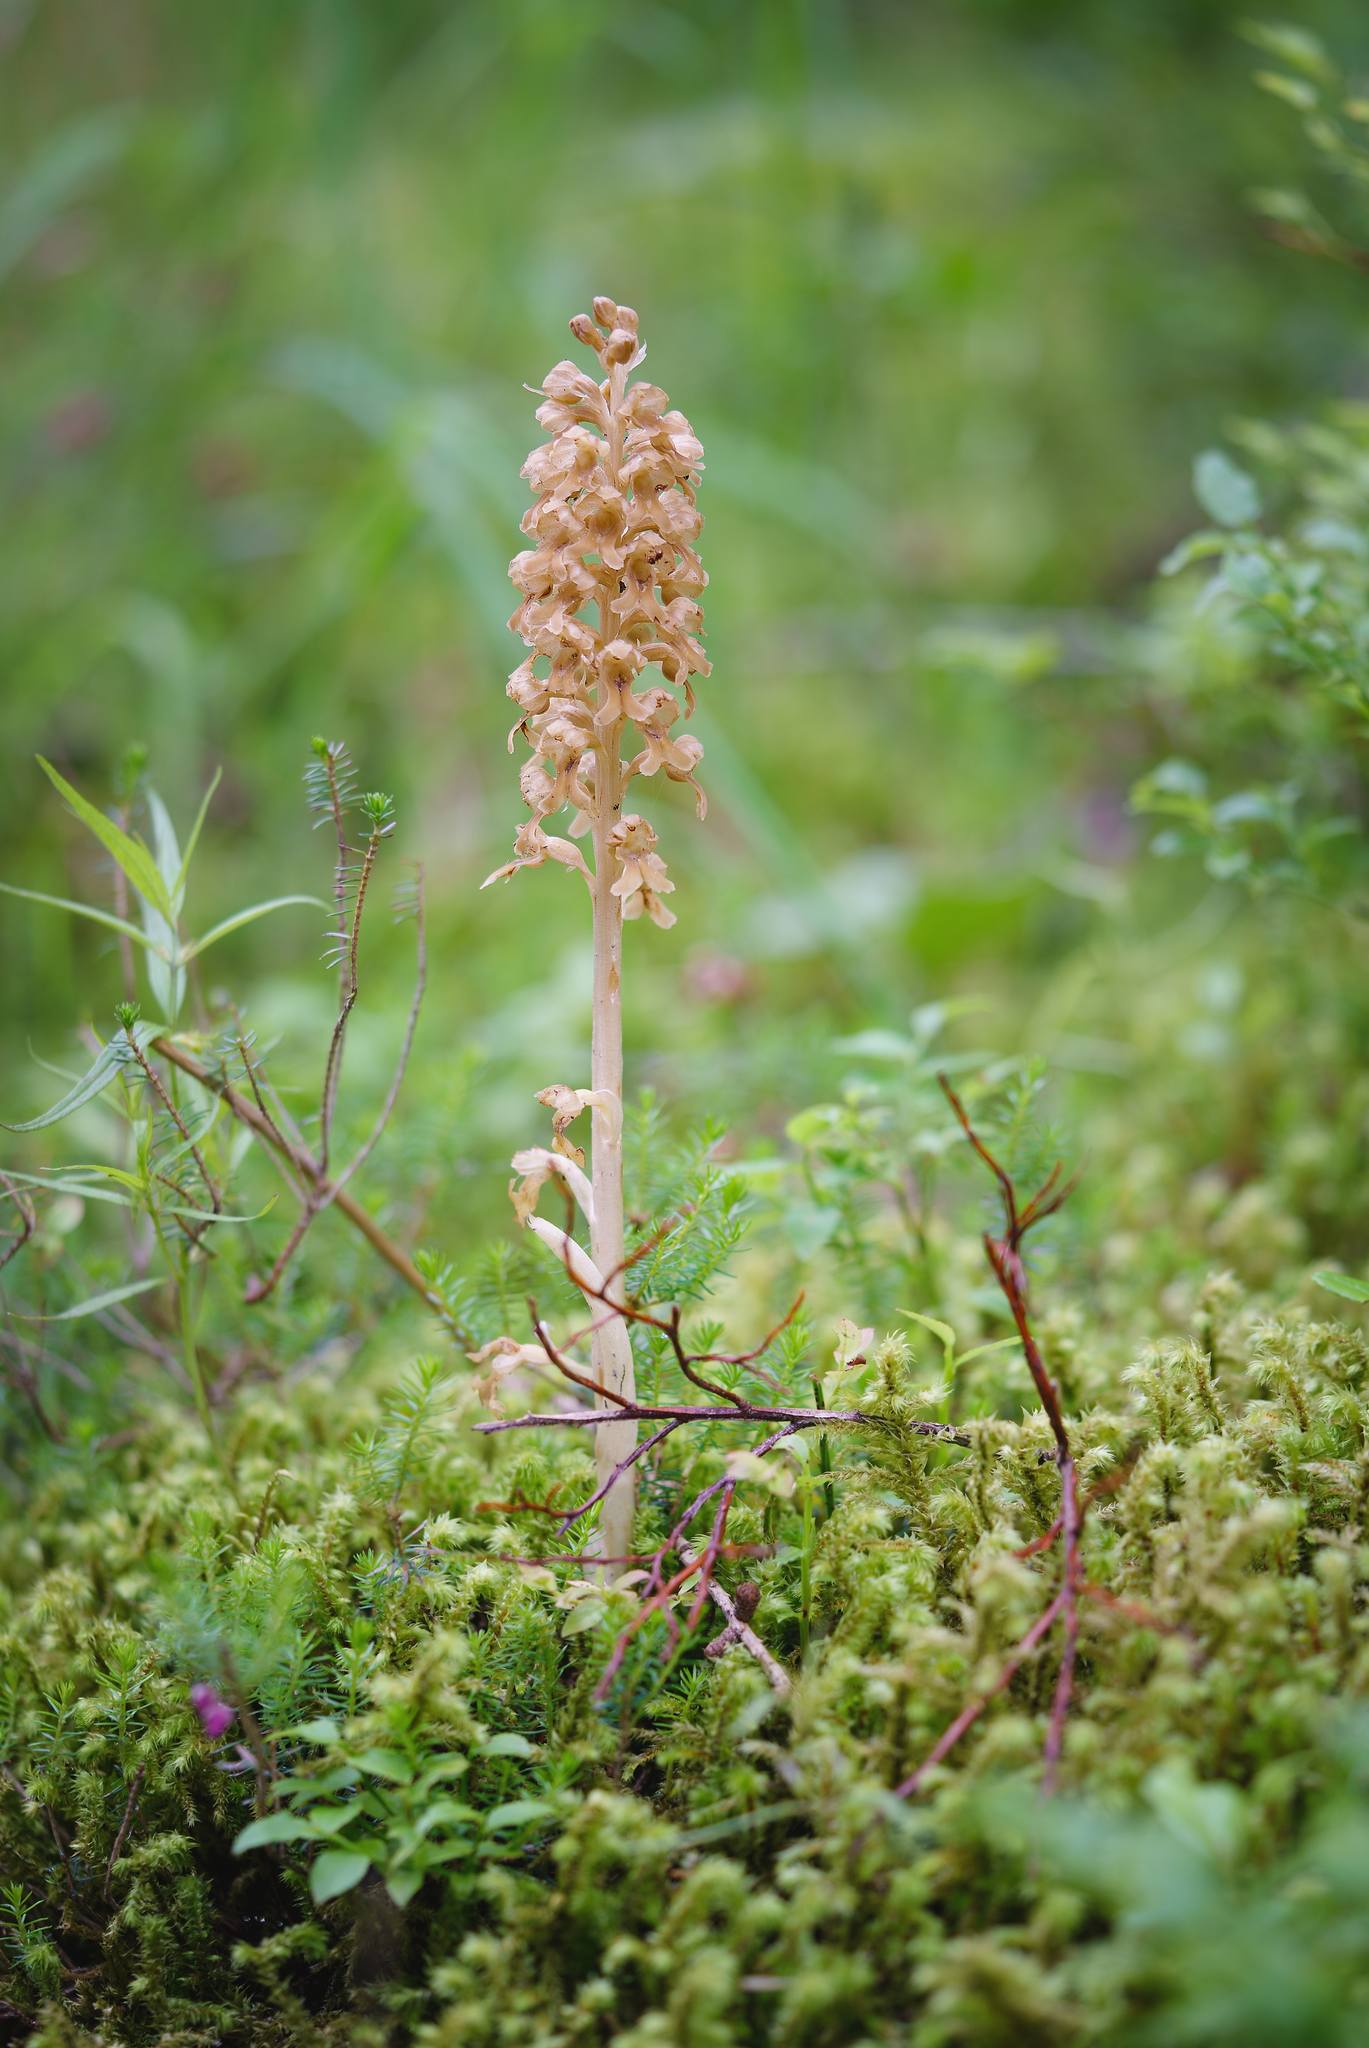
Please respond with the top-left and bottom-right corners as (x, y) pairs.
(385, 1868), (426, 1907)
(0, 108), (133, 288)
(1253, 69), (1318, 111)
(18, 1277), (164, 1323)
(174, 767), (222, 900)
(898, 1309), (956, 1352)
(309, 1848), (371, 1903)
(159, 1194), (277, 1226)
(1314, 1271), (1369, 1304)
(956, 1337), (1022, 1366)
(1242, 21), (1333, 83)
(18, 1163), (147, 1193)
(36, 758), (173, 920)
(1, 1027), (150, 1133)
(0, 1172), (137, 1209)
(0, 1166), (273, 1226)
(1157, 531), (1229, 578)
(181, 896), (326, 963)
(0, 883), (162, 954)
(140, 787), (187, 1017)
(143, 789), (184, 913)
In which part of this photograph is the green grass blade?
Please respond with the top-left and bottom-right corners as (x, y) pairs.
(0, 1029), (148, 1133)
(36, 758), (173, 921)
(182, 896), (326, 963)
(17, 1278), (166, 1323)
(174, 767), (223, 901)
(0, 882), (162, 954)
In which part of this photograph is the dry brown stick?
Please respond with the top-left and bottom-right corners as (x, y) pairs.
(894, 1589), (1067, 1798)
(124, 1035), (220, 1222)
(896, 1077), (1085, 1799)
(333, 863), (426, 1194)
(0, 1173), (36, 1275)
(243, 848), (420, 1300)
(693, 1564), (791, 1695)
(103, 1764), (146, 1898)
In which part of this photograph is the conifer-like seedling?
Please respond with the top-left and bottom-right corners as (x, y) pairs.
(484, 296), (710, 1561)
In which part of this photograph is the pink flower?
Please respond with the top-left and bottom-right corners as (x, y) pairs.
(190, 1682), (236, 1740)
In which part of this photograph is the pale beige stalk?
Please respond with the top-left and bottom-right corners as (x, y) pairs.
(485, 296), (710, 1565)
(588, 363), (635, 1562)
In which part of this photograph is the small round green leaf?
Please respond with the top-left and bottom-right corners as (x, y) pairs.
(309, 1849), (371, 1904)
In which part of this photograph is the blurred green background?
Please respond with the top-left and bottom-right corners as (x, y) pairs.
(3, 0), (1366, 1284)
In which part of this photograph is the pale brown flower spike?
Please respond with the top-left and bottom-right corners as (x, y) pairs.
(484, 296), (709, 899)
(485, 297), (709, 1565)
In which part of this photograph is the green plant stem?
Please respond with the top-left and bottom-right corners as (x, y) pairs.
(176, 1257), (215, 1449)
(800, 1484), (813, 1659)
(811, 1377), (835, 1519)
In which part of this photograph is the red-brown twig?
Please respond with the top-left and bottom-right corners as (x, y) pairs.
(333, 863), (426, 1196)
(555, 1420), (684, 1531)
(476, 1189), (973, 1697)
(153, 1035), (457, 1335)
(235, 773), (423, 1304)
(124, 1037), (220, 1228)
(895, 1076), (1097, 1799)
(103, 1765), (146, 1898)
(475, 1489), (568, 1519)
(552, 1222), (803, 1411)
(0, 1174), (36, 1276)
(695, 1566), (790, 1693)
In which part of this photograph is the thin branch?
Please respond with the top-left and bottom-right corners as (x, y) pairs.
(556, 1420), (684, 1531)
(694, 1562), (791, 1695)
(103, 1765), (146, 1898)
(1042, 1458), (1083, 1792)
(0, 1331), (65, 1443)
(243, 1202), (317, 1305)
(333, 863), (426, 1193)
(241, 863), (423, 1300)
(235, 1034), (302, 1181)
(322, 744), (351, 1012)
(529, 1304), (637, 1409)
(318, 823), (379, 1175)
(894, 1076), (1091, 1799)
(894, 1588), (1067, 1798)
(475, 1402), (963, 1440)
(151, 1035), (466, 1340)
(488, 1152), (966, 1706)
(0, 1173), (36, 1275)
(126, 1037), (220, 1224)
